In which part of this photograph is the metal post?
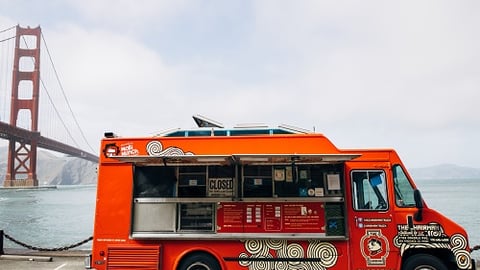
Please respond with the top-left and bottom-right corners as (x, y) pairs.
(0, 230), (4, 255)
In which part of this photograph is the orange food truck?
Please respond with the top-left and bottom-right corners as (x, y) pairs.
(86, 117), (476, 270)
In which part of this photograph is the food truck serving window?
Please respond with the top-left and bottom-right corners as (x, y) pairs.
(127, 154), (358, 235)
(134, 165), (236, 198)
(133, 164), (344, 199)
(130, 154), (356, 199)
(134, 166), (176, 197)
(241, 164), (344, 198)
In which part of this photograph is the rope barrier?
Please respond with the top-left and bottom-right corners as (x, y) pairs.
(3, 231), (92, 252)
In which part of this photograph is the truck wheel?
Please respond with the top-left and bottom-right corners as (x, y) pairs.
(402, 254), (448, 270)
(178, 253), (221, 270)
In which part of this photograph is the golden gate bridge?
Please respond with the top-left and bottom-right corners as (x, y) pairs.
(0, 25), (98, 187)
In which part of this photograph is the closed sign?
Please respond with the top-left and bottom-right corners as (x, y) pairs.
(208, 178), (233, 197)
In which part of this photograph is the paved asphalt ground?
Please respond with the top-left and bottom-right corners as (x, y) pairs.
(0, 249), (88, 270)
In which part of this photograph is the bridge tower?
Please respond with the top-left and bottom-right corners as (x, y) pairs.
(3, 25), (41, 187)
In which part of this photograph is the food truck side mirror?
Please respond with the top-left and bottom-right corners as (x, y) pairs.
(413, 189), (423, 221)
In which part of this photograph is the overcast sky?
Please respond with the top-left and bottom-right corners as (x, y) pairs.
(0, 1), (479, 169)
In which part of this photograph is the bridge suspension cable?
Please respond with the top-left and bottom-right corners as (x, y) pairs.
(0, 25), (16, 34)
(0, 26), (15, 124)
(0, 36), (15, 43)
(1, 25), (96, 154)
(40, 33), (96, 153)
(0, 25), (16, 43)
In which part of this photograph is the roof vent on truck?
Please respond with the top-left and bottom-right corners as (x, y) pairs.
(192, 114), (224, 128)
(104, 132), (118, 138)
(277, 124), (310, 134)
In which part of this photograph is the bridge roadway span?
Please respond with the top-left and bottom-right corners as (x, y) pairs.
(0, 121), (98, 163)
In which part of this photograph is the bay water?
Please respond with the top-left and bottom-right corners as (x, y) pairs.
(0, 179), (479, 260)
(0, 185), (96, 250)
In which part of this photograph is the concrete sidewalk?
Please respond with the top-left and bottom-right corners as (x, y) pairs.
(0, 248), (89, 270)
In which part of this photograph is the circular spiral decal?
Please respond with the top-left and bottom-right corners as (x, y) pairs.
(307, 241), (338, 267)
(266, 239), (286, 251)
(238, 253), (250, 267)
(159, 147), (186, 156)
(239, 240), (338, 270)
(250, 253), (273, 270)
(450, 234), (467, 251)
(286, 243), (304, 259)
(454, 249), (472, 269)
(450, 234), (471, 270)
(146, 141), (163, 156)
(274, 260), (289, 270)
(245, 240), (269, 257)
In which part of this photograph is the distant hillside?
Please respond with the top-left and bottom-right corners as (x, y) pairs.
(0, 146), (97, 185)
(409, 164), (480, 180)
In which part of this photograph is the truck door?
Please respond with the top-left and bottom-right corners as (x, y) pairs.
(348, 169), (397, 269)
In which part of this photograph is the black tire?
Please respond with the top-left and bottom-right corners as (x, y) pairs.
(402, 254), (448, 270)
(178, 253), (221, 270)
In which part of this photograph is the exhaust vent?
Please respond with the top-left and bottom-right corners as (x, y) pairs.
(107, 245), (161, 269)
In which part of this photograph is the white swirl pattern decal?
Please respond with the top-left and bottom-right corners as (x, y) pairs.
(394, 223), (472, 270)
(146, 141), (163, 155)
(146, 140), (193, 156)
(308, 240), (338, 267)
(450, 234), (471, 270)
(239, 240), (338, 270)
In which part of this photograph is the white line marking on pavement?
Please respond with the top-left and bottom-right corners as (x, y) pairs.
(54, 263), (68, 270)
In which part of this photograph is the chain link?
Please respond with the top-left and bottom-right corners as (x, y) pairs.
(4, 232), (92, 252)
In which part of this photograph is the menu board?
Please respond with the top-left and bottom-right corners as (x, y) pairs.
(216, 203), (243, 232)
(264, 204), (282, 231)
(282, 203), (324, 232)
(217, 202), (325, 233)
